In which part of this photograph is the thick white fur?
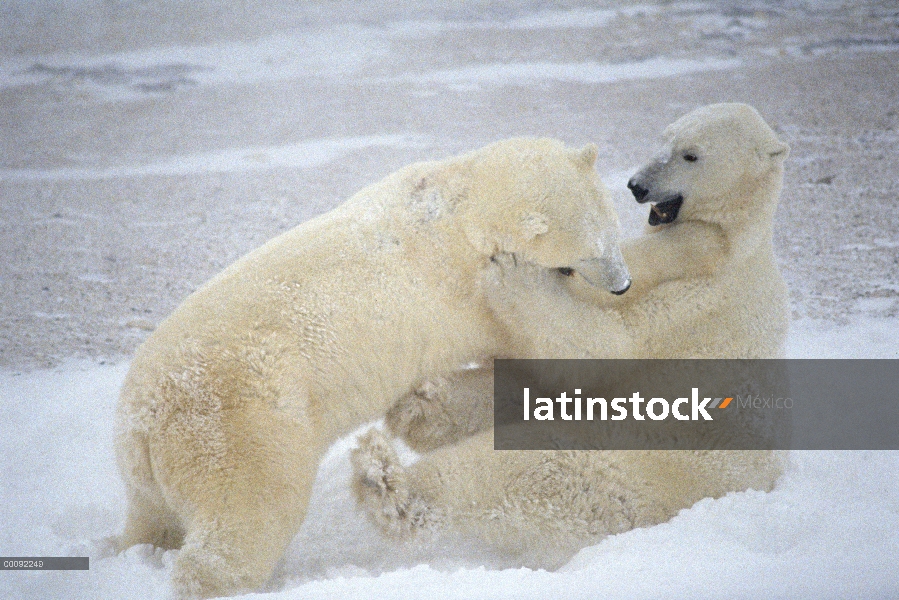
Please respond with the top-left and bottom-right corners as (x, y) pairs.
(354, 103), (791, 564)
(114, 138), (628, 598)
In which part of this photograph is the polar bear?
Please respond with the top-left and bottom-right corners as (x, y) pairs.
(382, 103), (791, 453)
(352, 103), (791, 564)
(113, 137), (632, 598)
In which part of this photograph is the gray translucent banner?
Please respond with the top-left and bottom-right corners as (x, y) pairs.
(493, 359), (899, 450)
(0, 557), (89, 570)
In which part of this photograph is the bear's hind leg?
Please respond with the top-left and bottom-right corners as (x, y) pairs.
(118, 487), (184, 551)
(164, 407), (317, 599)
(172, 503), (303, 599)
(115, 424), (185, 551)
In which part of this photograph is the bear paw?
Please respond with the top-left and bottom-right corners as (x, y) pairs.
(351, 429), (438, 539)
(484, 251), (571, 313)
(385, 378), (459, 452)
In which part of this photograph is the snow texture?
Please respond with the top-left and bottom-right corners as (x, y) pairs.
(1, 320), (898, 599)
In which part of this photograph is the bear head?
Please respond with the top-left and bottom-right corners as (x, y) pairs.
(450, 138), (631, 295)
(626, 103), (789, 228)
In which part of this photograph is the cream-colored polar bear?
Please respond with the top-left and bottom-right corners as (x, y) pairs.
(352, 103), (791, 565)
(114, 138), (632, 598)
(382, 102), (790, 452)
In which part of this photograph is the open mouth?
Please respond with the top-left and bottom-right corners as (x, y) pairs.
(648, 195), (683, 226)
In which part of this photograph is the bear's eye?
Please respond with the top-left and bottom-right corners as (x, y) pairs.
(683, 152), (698, 163)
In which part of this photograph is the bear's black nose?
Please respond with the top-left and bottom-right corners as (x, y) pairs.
(627, 178), (649, 202)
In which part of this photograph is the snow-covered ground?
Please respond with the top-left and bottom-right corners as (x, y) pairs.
(2, 1), (898, 598)
(1, 318), (898, 599)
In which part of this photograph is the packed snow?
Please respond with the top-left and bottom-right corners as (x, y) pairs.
(1, 317), (897, 599)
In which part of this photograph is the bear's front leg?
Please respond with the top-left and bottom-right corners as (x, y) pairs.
(351, 429), (699, 570)
(611, 220), (729, 300)
(350, 429), (619, 568)
(385, 368), (495, 453)
(351, 429), (445, 539)
(482, 253), (632, 359)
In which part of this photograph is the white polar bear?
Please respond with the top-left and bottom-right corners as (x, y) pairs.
(114, 137), (632, 598)
(352, 103), (792, 565)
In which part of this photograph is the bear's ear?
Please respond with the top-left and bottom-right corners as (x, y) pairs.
(766, 139), (790, 161)
(757, 139), (789, 162)
(754, 139), (789, 175)
(572, 143), (598, 170)
(521, 212), (549, 239)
